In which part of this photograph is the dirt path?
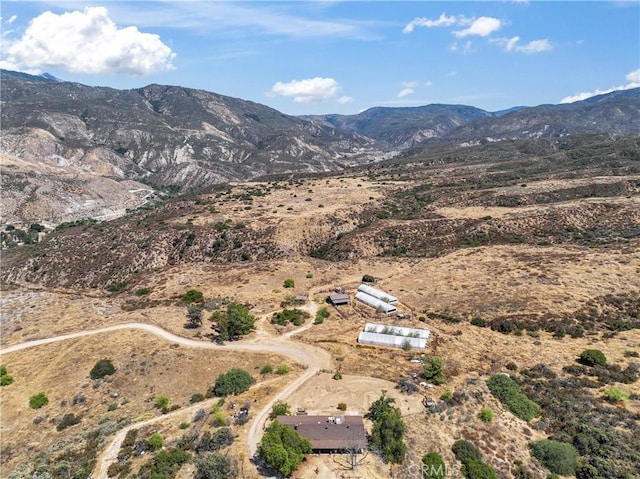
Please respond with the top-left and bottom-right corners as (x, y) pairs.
(0, 301), (332, 478)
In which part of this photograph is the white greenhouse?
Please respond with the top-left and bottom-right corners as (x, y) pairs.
(364, 323), (431, 340)
(357, 284), (398, 303)
(357, 331), (427, 350)
(355, 292), (397, 314)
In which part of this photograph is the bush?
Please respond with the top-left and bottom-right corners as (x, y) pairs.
(260, 364), (273, 375)
(271, 308), (309, 327)
(490, 318), (514, 334)
(604, 387), (629, 402)
(190, 393), (205, 403)
(29, 392), (49, 409)
(183, 289), (204, 303)
(530, 440), (578, 475)
(56, 413), (81, 431)
(194, 452), (238, 479)
(276, 364), (289, 375)
(179, 421), (190, 429)
(89, 359), (116, 380)
(283, 278), (295, 288)
(452, 440), (482, 464)
(315, 307), (330, 324)
(108, 402), (118, 411)
(362, 274), (376, 283)
(486, 374), (540, 421)
(578, 349), (607, 367)
(462, 459), (498, 479)
(155, 395), (169, 410)
(337, 402), (347, 411)
(422, 452), (446, 479)
(422, 355), (446, 385)
(479, 408), (494, 422)
(147, 432), (164, 450)
(1, 365), (14, 385)
(135, 287), (150, 296)
(210, 368), (255, 397)
(471, 317), (486, 327)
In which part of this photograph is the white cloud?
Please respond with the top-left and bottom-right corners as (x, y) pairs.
(397, 88), (414, 98)
(450, 40), (474, 54)
(7, 15), (17, 24)
(397, 81), (419, 98)
(453, 17), (501, 37)
(269, 77), (341, 103)
(403, 12), (457, 34)
(337, 95), (354, 104)
(560, 68), (640, 103)
(1, 7), (175, 75)
(424, 81), (433, 87)
(491, 36), (553, 53)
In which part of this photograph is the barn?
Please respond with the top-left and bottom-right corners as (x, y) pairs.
(355, 291), (397, 314)
(357, 284), (398, 303)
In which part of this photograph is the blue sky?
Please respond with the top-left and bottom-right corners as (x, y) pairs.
(1, 1), (639, 115)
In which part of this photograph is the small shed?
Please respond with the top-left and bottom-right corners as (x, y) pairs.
(355, 292), (397, 314)
(294, 295), (308, 303)
(329, 293), (350, 306)
(357, 284), (398, 303)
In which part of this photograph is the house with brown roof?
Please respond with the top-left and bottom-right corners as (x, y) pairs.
(276, 415), (367, 453)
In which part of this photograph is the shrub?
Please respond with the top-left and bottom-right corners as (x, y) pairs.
(276, 364), (289, 375)
(315, 307), (330, 324)
(579, 349), (607, 367)
(623, 350), (639, 358)
(135, 287), (150, 296)
(154, 395), (169, 410)
(479, 408), (494, 423)
(56, 413), (81, 431)
(210, 368), (255, 397)
(452, 440), (482, 464)
(486, 374), (540, 421)
(471, 317), (486, 327)
(260, 364), (273, 375)
(0, 365), (13, 386)
(462, 459), (498, 479)
(147, 432), (164, 450)
(271, 308), (309, 327)
(530, 440), (578, 475)
(422, 355), (446, 385)
(362, 274), (376, 283)
(108, 402), (118, 411)
(604, 387), (629, 402)
(194, 452), (238, 479)
(490, 318), (514, 334)
(440, 391), (453, 401)
(283, 278), (295, 288)
(190, 393), (205, 403)
(422, 452), (447, 479)
(337, 402), (347, 411)
(183, 289), (204, 303)
(332, 371), (342, 380)
(29, 392), (49, 409)
(89, 359), (116, 380)
(179, 421), (190, 429)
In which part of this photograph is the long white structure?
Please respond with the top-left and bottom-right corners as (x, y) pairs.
(357, 284), (398, 304)
(355, 291), (397, 314)
(357, 331), (427, 350)
(364, 322), (431, 340)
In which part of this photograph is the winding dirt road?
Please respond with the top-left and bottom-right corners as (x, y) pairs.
(0, 304), (332, 478)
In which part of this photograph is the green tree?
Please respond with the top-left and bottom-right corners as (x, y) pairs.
(269, 401), (291, 419)
(89, 359), (116, 380)
(183, 289), (204, 303)
(370, 406), (407, 464)
(366, 390), (396, 421)
(29, 392), (49, 409)
(210, 368), (255, 397)
(530, 440), (578, 475)
(258, 420), (312, 477)
(422, 355), (446, 385)
(422, 452), (447, 479)
(283, 278), (295, 288)
(579, 349), (608, 367)
(212, 302), (256, 341)
(194, 452), (238, 479)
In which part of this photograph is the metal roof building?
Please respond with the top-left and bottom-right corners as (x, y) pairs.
(328, 293), (350, 306)
(364, 322), (431, 340)
(357, 284), (398, 303)
(355, 291), (397, 314)
(276, 415), (366, 453)
(357, 331), (427, 350)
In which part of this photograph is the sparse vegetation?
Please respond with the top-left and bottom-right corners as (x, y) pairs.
(603, 386), (629, 402)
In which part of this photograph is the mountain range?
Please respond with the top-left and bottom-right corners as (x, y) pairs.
(1, 69), (638, 226)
